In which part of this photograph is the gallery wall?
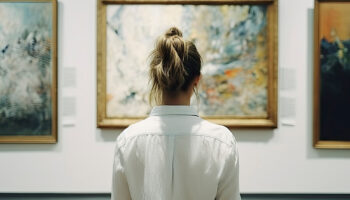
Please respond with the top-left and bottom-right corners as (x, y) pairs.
(0, 0), (349, 194)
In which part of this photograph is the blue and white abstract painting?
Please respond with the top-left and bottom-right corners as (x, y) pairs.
(106, 5), (268, 117)
(0, 3), (53, 135)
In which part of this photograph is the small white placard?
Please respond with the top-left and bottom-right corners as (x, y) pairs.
(280, 96), (296, 126)
(280, 68), (296, 91)
(62, 117), (76, 126)
(63, 67), (76, 88)
(62, 96), (76, 126)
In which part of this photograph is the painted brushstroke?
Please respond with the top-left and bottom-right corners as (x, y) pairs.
(106, 5), (268, 117)
(319, 3), (350, 140)
(0, 3), (53, 135)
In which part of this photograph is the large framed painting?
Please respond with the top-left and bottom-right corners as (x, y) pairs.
(0, 0), (57, 143)
(97, 0), (278, 128)
(313, 0), (350, 149)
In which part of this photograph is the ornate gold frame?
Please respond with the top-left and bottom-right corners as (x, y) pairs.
(0, 0), (57, 143)
(97, 0), (278, 128)
(313, 0), (350, 149)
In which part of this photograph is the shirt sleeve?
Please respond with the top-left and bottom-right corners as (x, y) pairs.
(111, 138), (131, 200)
(216, 141), (241, 200)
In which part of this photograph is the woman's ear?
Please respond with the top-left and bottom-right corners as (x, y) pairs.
(193, 75), (201, 87)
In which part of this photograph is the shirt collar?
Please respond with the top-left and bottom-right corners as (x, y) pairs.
(150, 105), (198, 117)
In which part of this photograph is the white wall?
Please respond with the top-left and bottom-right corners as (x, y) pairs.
(0, 0), (349, 194)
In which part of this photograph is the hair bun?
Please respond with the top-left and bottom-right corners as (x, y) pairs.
(165, 27), (183, 37)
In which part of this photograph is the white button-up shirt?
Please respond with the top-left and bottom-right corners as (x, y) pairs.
(112, 106), (240, 200)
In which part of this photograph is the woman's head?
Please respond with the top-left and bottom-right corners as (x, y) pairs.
(149, 27), (202, 105)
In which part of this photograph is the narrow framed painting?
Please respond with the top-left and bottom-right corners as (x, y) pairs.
(0, 0), (57, 143)
(313, 0), (350, 149)
(97, 0), (278, 128)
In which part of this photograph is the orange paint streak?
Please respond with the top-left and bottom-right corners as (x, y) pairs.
(320, 3), (350, 41)
(224, 68), (242, 78)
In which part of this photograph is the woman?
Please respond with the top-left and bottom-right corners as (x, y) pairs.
(112, 27), (240, 200)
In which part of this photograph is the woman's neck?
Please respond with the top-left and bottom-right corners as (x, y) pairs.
(161, 90), (192, 105)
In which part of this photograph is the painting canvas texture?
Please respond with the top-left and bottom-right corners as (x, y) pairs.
(319, 2), (350, 141)
(106, 4), (268, 118)
(0, 3), (53, 136)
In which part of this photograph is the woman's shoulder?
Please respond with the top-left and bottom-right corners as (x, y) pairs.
(117, 118), (153, 136)
(116, 116), (168, 142)
(116, 117), (237, 147)
(194, 119), (237, 147)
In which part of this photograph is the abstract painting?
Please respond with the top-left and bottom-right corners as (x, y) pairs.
(0, 0), (57, 143)
(313, 0), (350, 148)
(97, 0), (278, 128)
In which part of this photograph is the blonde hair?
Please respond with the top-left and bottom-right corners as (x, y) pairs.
(149, 27), (202, 105)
